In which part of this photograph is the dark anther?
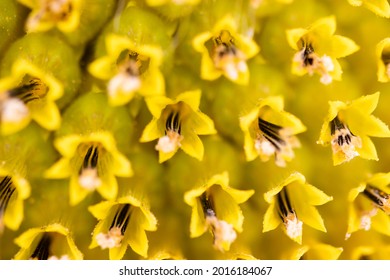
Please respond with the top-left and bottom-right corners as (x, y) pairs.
(30, 233), (51, 260)
(110, 204), (131, 235)
(0, 176), (16, 214)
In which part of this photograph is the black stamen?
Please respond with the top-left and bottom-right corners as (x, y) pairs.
(165, 111), (181, 134)
(82, 146), (99, 169)
(110, 204), (131, 235)
(30, 233), (51, 260)
(277, 188), (295, 221)
(0, 176), (16, 214)
(302, 42), (314, 66)
(363, 185), (389, 208)
(200, 193), (215, 217)
(258, 118), (285, 149)
(8, 80), (43, 104)
(330, 116), (345, 135)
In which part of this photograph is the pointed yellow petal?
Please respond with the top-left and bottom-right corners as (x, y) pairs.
(145, 96), (172, 118)
(189, 198), (207, 238)
(180, 130), (204, 161)
(128, 208), (149, 257)
(98, 173), (118, 200)
(140, 119), (162, 142)
(4, 199), (24, 231)
(263, 202), (281, 232)
(112, 152), (133, 177)
(44, 158), (72, 178)
(54, 135), (83, 158)
(158, 148), (177, 163)
(69, 175), (90, 206)
(189, 111), (217, 135)
(286, 28), (308, 50)
(109, 243), (128, 260)
(88, 201), (115, 220)
(372, 210), (390, 235)
(356, 135), (378, 161)
(176, 90), (201, 112)
(330, 35), (360, 58)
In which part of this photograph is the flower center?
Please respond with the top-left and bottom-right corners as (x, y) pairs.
(381, 51), (390, 79)
(294, 40), (334, 84)
(363, 185), (390, 215)
(200, 193), (237, 251)
(255, 117), (298, 167)
(96, 204), (132, 249)
(330, 116), (362, 162)
(78, 145), (101, 191)
(0, 78), (47, 123)
(277, 188), (302, 240)
(108, 50), (150, 98)
(28, 0), (73, 29)
(156, 111), (184, 153)
(211, 30), (247, 80)
(0, 176), (16, 233)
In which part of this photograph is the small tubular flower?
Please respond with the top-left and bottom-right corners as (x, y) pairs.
(18, 0), (81, 33)
(184, 172), (254, 252)
(376, 38), (390, 83)
(89, 195), (157, 259)
(346, 172), (390, 239)
(44, 92), (133, 205)
(192, 15), (259, 85)
(17, 0), (116, 46)
(286, 16), (359, 85)
(89, 33), (165, 106)
(263, 172), (333, 244)
(348, 0), (390, 18)
(14, 223), (83, 260)
(45, 131), (133, 205)
(0, 173), (30, 234)
(0, 33), (80, 135)
(239, 96), (306, 167)
(140, 89), (216, 163)
(317, 92), (390, 165)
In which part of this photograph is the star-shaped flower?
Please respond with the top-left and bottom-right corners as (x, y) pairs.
(140, 89), (216, 163)
(89, 194), (157, 259)
(88, 33), (165, 106)
(184, 172), (254, 252)
(18, 0), (81, 33)
(348, 0), (390, 18)
(346, 172), (390, 239)
(317, 92), (390, 165)
(0, 58), (63, 135)
(0, 172), (30, 234)
(192, 14), (259, 85)
(263, 172), (333, 244)
(45, 131), (133, 205)
(376, 38), (390, 83)
(286, 15), (359, 84)
(239, 96), (306, 167)
(14, 223), (83, 260)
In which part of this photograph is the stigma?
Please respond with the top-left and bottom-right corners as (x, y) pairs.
(294, 41), (334, 84)
(255, 118), (300, 167)
(212, 30), (248, 81)
(96, 204), (132, 249)
(156, 111), (184, 153)
(0, 176), (16, 233)
(78, 145), (101, 191)
(330, 116), (362, 162)
(200, 193), (237, 251)
(277, 188), (302, 240)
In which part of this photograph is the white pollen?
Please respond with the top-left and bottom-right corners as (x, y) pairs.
(0, 97), (29, 123)
(320, 55), (334, 72)
(155, 131), (183, 153)
(224, 62), (239, 80)
(78, 168), (101, 191)
(320, 73), (333, 85)
(48, 254), (70, 260)
(285, 214), (303, 239)
(255, 138), (275, 156)
(206, 215), (237, 252)
(108, 72), (141, 98)
(96, 227), (123, 249)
